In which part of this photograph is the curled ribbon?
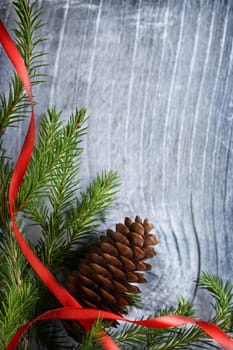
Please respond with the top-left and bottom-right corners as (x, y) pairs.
(6, 308), (233, 350)
(0, 19), (233, 350)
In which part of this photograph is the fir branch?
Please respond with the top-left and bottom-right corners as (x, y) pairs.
(35, 169), (120, 270)
(16, 107), (87, 268)
(111, 298), (215, 350)
(0, 232), (38, 349)
(78, 318), (107, 350)
(0, 1), (46, 348)
(0, 73), (30, 132)
(0, 0), (46, 139)
(24, 167), (119, 270)
(47, 108), (87, 214)
(64, 170), (120, 251)
(16, 107), (86, 213)
(198, 272), (233, 331)
(145, 327), (215, 350)
(0, 283), (37, 349)
(0, 159), (12, 234)
(13, 0), (46, 69)
(111, 276), (233, 350)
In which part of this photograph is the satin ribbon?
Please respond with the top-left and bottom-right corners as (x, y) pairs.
(1, 18), (233, 350)
(6, 308), (233, 350)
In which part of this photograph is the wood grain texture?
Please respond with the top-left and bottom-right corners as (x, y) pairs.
(1, 0), (233, 322)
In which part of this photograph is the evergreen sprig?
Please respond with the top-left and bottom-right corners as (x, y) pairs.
(0, 0), (46, 139)
(0, 159), (12, 231)
(64, 169), (120, 250)
(13, 0), (46, 70)
(16, 107), (86, 213)
(110, 298), (201, 350)
(0, 233), (38, 348)
(0, 1), (46, 348)
(78, 318), (107, 350)
(198, 272), (233, 331)
(109, 274), (233, 350)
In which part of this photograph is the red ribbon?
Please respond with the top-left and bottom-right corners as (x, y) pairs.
(1, 19), (233, 350)
(6, 308), (233, 350)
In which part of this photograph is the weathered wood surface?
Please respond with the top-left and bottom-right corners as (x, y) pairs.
(1, 0), (233, 322)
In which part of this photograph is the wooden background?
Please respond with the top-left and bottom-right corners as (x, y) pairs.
(1, 0), (233, 325)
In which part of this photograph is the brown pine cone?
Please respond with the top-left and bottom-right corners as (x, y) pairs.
(64, 216), (159, 341)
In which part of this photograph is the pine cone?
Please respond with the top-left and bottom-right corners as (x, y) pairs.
(64, 216), (159, 341)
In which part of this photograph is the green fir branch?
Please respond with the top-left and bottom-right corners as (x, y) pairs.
(198, 272), (233, 332)
(64, 170), (120, 250)
(111, 298), (218, 350)
(34, 169), (120, 270)
(110, 275), (233, 349)
(0, 0), (46, 139)
(16, 107), (86, 213)
(0, 159), (12, 234)
(16, 107), (87, 269)
(78, 318), (107, 350)
(0, 1), (46, 349)
(110, 298), (196, 349)
(0, 232), (38, 348)
(0, 73), (30, 133)
(13, 0), (46, 69)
